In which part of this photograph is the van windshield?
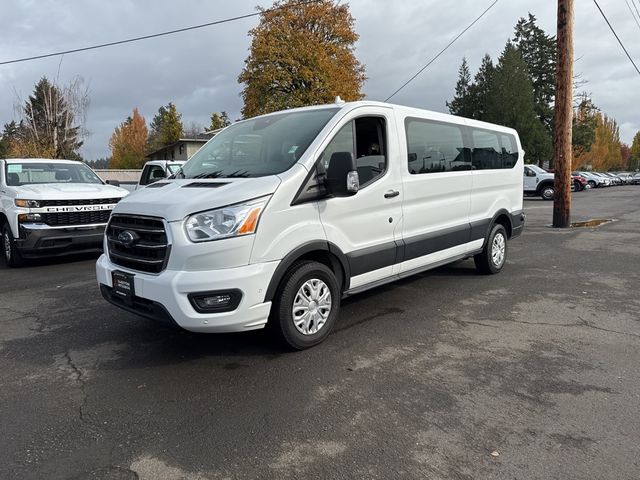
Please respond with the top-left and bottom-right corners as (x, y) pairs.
(180, 108), (339, 179)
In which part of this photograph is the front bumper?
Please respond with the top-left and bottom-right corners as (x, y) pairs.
(96, 254), (278, 333)
(16, 223), (105, 256)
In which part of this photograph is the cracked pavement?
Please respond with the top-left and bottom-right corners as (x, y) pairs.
(1, 186), (639, 479)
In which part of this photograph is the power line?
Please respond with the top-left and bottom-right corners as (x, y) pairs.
(592, 0), (640, 76)
(624, 0), (640, 32)
(0, 0), (321, 66)
(384, 0), (499, 102)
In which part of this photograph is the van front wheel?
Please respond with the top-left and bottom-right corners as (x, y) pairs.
(271, 260), (340, 350)
(474, 224), (508, 275)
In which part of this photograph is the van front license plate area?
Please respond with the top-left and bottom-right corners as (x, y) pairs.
(112, 271), (135, 305)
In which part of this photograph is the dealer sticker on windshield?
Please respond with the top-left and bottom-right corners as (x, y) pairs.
(7, 164), (22, 173)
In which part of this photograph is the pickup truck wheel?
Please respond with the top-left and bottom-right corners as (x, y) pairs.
(2, 224), (24, 268)
(540, 184), (554, 200)
(474, 224), (508, 275)
(271, 260), (340, 350)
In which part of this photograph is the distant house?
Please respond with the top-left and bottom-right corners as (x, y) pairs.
(145, 132), (216, 161)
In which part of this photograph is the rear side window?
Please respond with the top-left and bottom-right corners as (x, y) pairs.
(471, 128), (518, 170)
(405, 119), (470, 174)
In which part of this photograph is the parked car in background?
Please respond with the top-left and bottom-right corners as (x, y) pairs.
(576, 171), (604, 188)
(524, 164), (555, 200)
(615, 172), (632, 184)
(1, 158), (129, 267)
(601, 172), (621, 186)
(106, 161), (186, 192)
(631, 173), (640, 185)
(592, 172), (612, 187)
(572, 173), (588, 191)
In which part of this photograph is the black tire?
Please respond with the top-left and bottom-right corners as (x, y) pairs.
(271, 260), (340, 350)
(574, 181), (582, 192)
(474, 224), (508, 275)
(2, 224), (24, 268)
(587, 180), (596, 188)
(539, 183), (554, 201)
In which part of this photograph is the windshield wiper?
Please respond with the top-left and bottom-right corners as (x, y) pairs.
(191, 170), (224, 179)
(222, 170), (251, 178)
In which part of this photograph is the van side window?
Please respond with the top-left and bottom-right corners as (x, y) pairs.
(406, 119), (469, 174)
(322, 117), (387, 187)
(499, 133), (519, 168)
(471, 129), (502, 170)
(471, 129), (518, 170)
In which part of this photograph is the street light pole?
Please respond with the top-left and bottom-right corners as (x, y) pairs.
(553, 0), (574, 228)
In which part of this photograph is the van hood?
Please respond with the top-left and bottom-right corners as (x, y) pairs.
(12, 183), (129, 200)
(113, 176), (282, 222)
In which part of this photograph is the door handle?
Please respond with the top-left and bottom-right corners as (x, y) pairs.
(384, 189), (400, 199)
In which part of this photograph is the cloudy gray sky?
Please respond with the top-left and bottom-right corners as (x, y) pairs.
(1, 0), (638, 160)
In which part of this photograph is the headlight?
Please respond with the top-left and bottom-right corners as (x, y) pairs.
(184, 197), (269, 243)
(15, 199), (40, 208)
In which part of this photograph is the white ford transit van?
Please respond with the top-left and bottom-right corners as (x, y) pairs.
(96, 100), (525, 349)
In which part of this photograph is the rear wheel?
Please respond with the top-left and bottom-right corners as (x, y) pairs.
(271, 260), (340, 350)
(574, 180), (582, 192)
(2, 224), (24, 268)
(474, 224), (508, 275)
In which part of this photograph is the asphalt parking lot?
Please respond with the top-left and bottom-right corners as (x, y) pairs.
(2, 186), (639, 480)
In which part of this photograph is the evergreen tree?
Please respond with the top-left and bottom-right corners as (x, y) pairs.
(207, 111), (231, 131)
(148, 102), (183, 151)
(0, 121), (20, 158)
(513, 13), (556, 133)
(446, 58), (474, 118)
(484, 43), (551, 165)
(18, 76), (87, 159)
(468, 54), (496, 120)
(85, 157), (110, 169)
(238, 0), (365, 118)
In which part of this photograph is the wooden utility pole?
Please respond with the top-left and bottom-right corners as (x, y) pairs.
(553, 0), (574, 228)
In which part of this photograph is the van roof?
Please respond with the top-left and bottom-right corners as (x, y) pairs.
(248, 100), (519, 137)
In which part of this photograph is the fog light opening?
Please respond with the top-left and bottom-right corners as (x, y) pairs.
(188, 289), (242, 313)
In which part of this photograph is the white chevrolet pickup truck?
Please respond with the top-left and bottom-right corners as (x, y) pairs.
(0, 158), (129, 267)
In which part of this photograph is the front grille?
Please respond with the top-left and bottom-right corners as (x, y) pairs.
(42, 210), (112, 226)
(40, 198), (121, 207)
(106, 215), (170, 274)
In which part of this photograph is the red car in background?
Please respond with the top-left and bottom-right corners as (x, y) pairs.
(572, 173), (588, 191)
(545, 169), (589, 192)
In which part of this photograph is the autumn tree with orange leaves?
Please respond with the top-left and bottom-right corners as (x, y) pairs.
(238, 0), (366, 118)
(109, 108), (148, 169)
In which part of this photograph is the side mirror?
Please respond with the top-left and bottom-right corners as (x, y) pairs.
(326, 151), (359, 196)
(106, 179), (121, 187)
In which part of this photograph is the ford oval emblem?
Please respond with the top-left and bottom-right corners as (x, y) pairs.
(117, 230), (138, 247)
